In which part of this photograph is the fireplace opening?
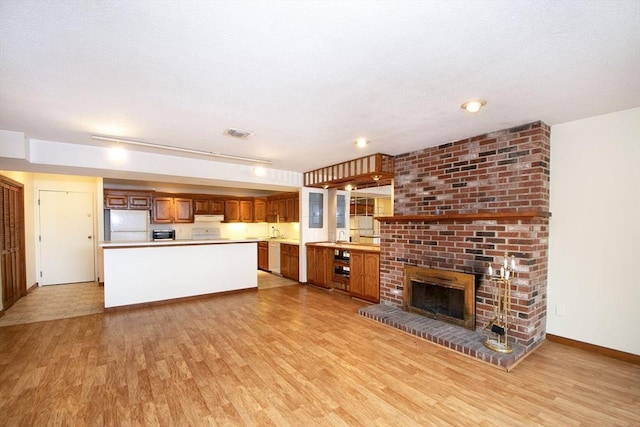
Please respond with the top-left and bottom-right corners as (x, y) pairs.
(403, 266), (476, 330)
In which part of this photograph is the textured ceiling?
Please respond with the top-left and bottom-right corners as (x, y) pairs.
(1, 0), (639, 173)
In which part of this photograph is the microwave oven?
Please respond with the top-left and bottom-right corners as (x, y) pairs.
(152, 229), (176, 241)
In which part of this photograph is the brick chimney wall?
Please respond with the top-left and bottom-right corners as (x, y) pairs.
(380, 121), (551, 349)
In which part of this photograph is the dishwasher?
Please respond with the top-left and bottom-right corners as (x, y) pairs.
(268, 241), (281, 274)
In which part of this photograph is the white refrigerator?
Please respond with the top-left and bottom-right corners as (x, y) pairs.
(109, 209), (150, 241)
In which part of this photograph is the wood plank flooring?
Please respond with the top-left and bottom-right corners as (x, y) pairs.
(1, 283), (638, 426)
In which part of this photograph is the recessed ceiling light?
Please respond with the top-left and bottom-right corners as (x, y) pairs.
(354, 138), (369, 148)
(461, 99), (487, 113)
(253, 166), (266, 177)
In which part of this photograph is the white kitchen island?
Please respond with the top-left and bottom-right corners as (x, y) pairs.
(101, 239), (258, 308)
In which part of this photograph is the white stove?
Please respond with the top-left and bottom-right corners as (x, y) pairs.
(191, 227), (223, 240)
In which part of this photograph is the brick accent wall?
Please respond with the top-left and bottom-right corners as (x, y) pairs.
(380, 121), (551, 351)
(393, 121), (550, 215)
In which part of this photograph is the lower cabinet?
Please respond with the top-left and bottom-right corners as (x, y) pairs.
(305, 243), (380, 302)
(306, 246), (332, 288)
(258, 241), (269, 271)
(280, 243), (299, 281)
(350, 251), (380, 303)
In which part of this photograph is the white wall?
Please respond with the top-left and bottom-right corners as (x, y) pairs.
(548, 107), (640, 355)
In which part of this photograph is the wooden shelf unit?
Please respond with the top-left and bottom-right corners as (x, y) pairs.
(303, 153), (394, 189)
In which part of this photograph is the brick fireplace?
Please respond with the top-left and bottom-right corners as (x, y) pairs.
(359, 121), (551, 369)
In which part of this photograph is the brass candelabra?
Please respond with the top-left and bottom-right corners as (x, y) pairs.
(483, 253), (516, 354)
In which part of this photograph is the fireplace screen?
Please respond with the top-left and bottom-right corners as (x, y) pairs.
(403, 266), (475, 330)
(411, 279), (464, 320)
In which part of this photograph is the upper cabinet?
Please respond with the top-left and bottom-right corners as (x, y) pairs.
(239, 199), (253, 222)
(193, 197), (225, 215)
(254, 198), (267, 223)
(152, 196), (194, 223)
(224, 198), (254, 222)
(266, 192), (299, 223)
(106, 188), (297, 223)
(104, 189), (152, 210)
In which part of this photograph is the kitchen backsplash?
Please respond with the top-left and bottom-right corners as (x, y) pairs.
(150, 221), (300, 241)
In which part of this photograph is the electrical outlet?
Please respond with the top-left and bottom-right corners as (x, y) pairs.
(555, 304), (566, 317)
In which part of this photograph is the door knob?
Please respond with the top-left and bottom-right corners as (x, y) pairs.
(88, 236), (92, 239)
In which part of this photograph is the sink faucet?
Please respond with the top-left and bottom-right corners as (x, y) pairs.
(272, 226), (281, 238)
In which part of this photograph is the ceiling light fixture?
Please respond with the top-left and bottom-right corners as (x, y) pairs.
(354, 138), (369, 148)
(461, 99), (487, 113)
(108, 143), (127, 162)
(92, 135), (272, 164)
(253, 166), (266, 177)
(345, 184), (354, 191)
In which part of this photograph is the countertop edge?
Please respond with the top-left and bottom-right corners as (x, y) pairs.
(100, 238), (262, 249)
(306, 241), (381, 252)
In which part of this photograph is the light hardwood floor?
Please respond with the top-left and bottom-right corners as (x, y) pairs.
(1, 280), (638, 426)
(0, 271), (290, 327)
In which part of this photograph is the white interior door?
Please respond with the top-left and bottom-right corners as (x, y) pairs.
(39, 190), (95, 285)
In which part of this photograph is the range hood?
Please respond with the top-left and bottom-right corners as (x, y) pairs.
(193, 214), (224, 222)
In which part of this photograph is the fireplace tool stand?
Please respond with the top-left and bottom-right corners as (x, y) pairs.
(484, 254), (516, 354)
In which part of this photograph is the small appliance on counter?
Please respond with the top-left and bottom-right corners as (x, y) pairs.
(152, 229), (176, 241)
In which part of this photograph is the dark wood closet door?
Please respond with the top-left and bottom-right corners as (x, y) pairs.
(0, 175), (27, 310)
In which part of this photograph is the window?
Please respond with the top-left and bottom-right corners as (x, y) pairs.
(309, 193), (323, 228)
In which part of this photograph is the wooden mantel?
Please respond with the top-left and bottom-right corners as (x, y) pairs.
(376, 210), (551, 223)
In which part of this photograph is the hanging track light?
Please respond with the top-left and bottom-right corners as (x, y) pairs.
(92, 135), (272, 164)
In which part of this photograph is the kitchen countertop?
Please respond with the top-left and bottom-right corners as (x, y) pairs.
(101, 237), (301, 249)
(306, 241), (380, 252)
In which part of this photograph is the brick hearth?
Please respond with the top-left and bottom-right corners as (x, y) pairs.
(367, 121), (551, 367)
(358, 304), (526, 371)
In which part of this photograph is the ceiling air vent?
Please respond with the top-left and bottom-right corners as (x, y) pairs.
(223, 128), (255, 139)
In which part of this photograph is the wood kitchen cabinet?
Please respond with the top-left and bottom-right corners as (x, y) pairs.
(292, 196), (299, 222)
(225, 199), (256, 222)
(239, 199), (253, 222)
(224, 200), (240, 222)
(350, 250), (380, 303)
(280, 243), (299, 281)
(152, 197), (173, 223)
(104, 189), (152, 210)
(258, 241), (269, 271)
(193, 197), (225, 215)
(266, 192), (299, 223)
(174, 198), (193, 222)
(306, 245), (332, 288)
(152, 196), (194, 223)
(253, 198), (267, 222)
(266, 199), (278, 223)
